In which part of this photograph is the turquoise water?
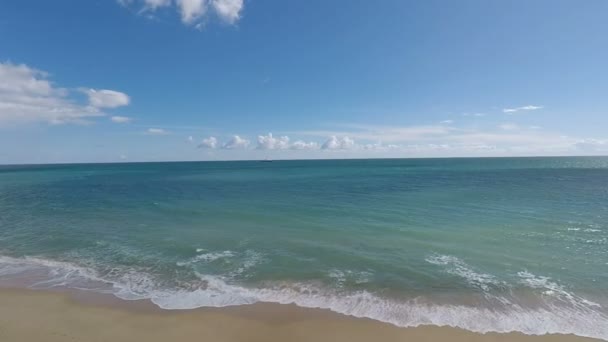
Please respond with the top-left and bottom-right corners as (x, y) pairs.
(1, 157), (607, 339)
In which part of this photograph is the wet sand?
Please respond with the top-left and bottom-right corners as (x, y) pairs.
(0, 288), (600, 342)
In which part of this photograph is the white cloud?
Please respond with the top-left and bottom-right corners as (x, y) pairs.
(463, 113), (486, 117)
(440, 120), (454, 124)
(198, 136), (218, 148)
(503, 105), (543, 113)
(361, 142), (401, 150)
(297, 123), (585, 156)
(256, 133), (320, 150)
(84, 89), (130, 108)
(289, 122), (597, 157)
(362, 142), (382, 150)
(0, 62), (129, 125)
(176, 0), (207, 24)
(256, 133), (290, 150)
(110, 115), (132, 123)
(222, 135), (249, 149)
(147, 128), (169, 135)
(143, 0), (171, 10)
(322, 136), (356, 150)
(120, 0), (244, 26)
(211, 0), (243, 24)
(187, 135), (194, 142)
(291, 140), (319, 150)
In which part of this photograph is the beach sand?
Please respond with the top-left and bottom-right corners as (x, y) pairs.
(0, 288), (601, 342)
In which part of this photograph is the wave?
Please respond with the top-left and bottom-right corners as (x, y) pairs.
(425, 254), (505, 292)
(517, 271), (601, 308)
(176, 250), (236, 266)
(327, 269), (373, 286)
(1, 254), (607, 341)
(176, 249), (264, 279)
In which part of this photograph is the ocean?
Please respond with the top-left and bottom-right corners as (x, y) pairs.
(0, 157), (607, 339)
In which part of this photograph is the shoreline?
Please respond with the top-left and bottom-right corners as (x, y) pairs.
(0, 287), (602, 342)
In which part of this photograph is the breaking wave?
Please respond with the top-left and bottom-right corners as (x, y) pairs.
(0, 254), (607, 341)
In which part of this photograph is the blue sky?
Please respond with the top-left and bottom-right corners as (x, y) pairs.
(1, 0), (607, 163)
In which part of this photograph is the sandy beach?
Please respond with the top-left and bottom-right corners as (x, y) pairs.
(0, 288), (600, 342)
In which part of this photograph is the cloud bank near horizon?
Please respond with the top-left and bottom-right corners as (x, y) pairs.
(2, 61), (607, 163)
(187, 125), (608, 158)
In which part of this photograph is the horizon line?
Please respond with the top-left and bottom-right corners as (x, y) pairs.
(2, 154), (607, 167)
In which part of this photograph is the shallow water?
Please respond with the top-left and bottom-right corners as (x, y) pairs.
(1, 157), (607, 339)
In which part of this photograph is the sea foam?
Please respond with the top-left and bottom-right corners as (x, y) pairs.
(425, 254), (505, 292)
(176, 250), (236, 266)
(1, 254), (607, 341)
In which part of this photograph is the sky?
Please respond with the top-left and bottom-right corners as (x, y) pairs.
(1, 0), (607, 163)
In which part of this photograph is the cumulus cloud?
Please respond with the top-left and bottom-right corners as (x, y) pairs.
(255, 133), (321, 150)
(322, 136), (356, 150)
(291, 140), (319, 150)
(503, 105), (543, 113)
(147, 128), (169, 135)
(83, 89), (130, 108)
(256, 133), (290, 150)
(198, 136), (218, 148)
(110, 116), (132, 123)
(362, 142), (382, 150)
(211, 0), (243, 24)
(0, 62), (128, 125)
(176, 0), (207, 24)
(120, 0), (244, 26)
(222, 135), (249, 149)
